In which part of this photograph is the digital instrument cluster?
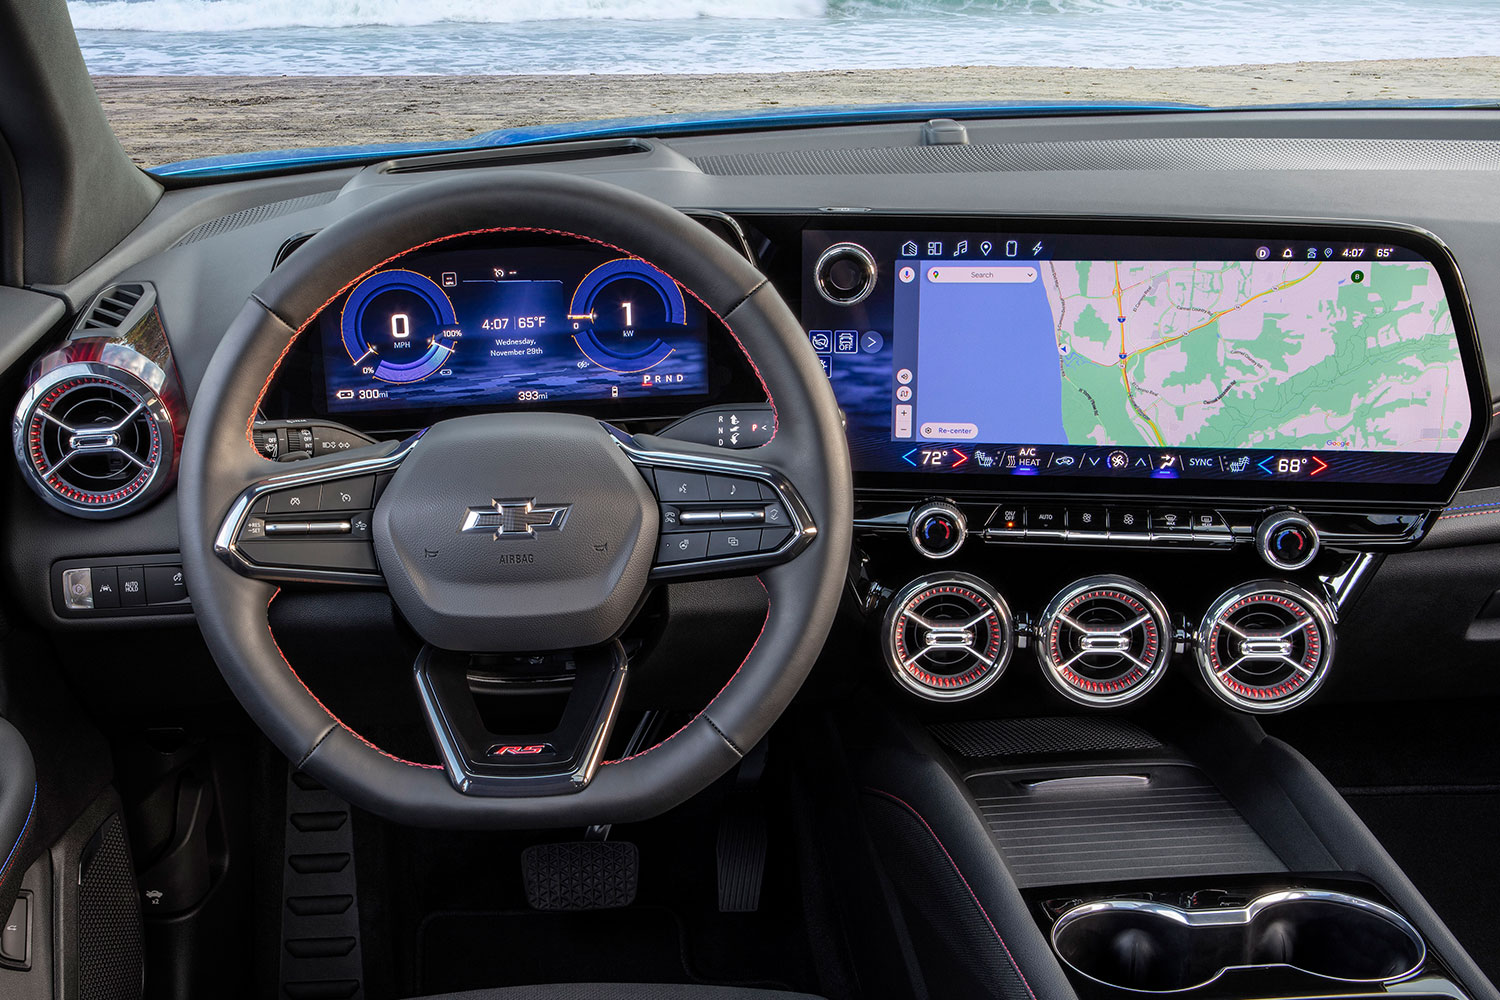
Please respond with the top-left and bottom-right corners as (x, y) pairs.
(320, 244), (710, 414)
(800, 220), (1487, 503)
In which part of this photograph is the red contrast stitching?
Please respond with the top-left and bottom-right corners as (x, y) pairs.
(1438, 507), (1500, 520)
(864, 787), (1040, 1000)
(247, 225), (779, 451)
(603, 576), (770, 765)
(266, 589), (443, 769)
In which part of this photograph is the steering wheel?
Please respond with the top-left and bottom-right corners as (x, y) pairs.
(178, 173), (852, 829)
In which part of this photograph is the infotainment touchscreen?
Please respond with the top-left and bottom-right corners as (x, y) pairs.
(320, 243), (710, 414)
(801, 225), (1484, 499)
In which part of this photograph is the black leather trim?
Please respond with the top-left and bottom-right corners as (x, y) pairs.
(842, 708), (1080, 1000)
(0, 716), (37, 920)
(1176, 712), (1499, 1000)
(405, 986), (825, 1000)
(178, 171), (852, 828)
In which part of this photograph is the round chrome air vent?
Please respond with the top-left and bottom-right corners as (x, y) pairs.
(14, 363), (174, 518)
(1195, 581), (1335, 713)
(882, 573), (1014, 701)
(1036, 576), (1172, 707)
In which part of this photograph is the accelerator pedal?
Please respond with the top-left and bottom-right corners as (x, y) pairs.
(717, 738), (770, 913)
(279, 769), (365, 1000)
(521, 841), (640, 911)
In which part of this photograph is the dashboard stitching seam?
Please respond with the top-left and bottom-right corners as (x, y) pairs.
(246, 226), (777, 452)
(602, 575), (769, 765)
(265, 588), (443, 769)
(1437, 508), (1500, 520)
(1441, 500), (1500, 512)
(0, 784), (36, 894)
(863, 787), (1039, 1000)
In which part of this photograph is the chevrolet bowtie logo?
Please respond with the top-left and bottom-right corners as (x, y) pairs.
(460, 498), (571, 538)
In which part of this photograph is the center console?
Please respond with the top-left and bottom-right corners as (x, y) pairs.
(778, 214), (1494, 1000)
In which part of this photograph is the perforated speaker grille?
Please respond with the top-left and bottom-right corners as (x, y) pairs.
(930, 717), (1164, 760)
(78, 813), (143, 1000)
(691, 137), (1500, 177)
(172, 191), (336, 247)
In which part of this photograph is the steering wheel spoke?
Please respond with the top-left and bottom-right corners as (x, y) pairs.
(213, 432), (421, 586)
(414, 641), (629, 796)
(620, 432), (817, 581)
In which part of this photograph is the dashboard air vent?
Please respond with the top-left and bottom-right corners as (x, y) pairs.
(17, 373), (169, 516)
(1195, 581), (1335, 713)
(882, 572), (1014, 701)
(14, 283), (183, 518)
(1036, 576), (1172, 708)
(79, 283), (146, 331)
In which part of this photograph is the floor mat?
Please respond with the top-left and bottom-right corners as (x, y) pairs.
(1267, 701), (1500, 986)
(1341, 789), (1500, 987)
(418, 907), (693, 994)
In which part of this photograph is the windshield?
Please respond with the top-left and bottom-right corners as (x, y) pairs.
(67, 0), (1500, 172)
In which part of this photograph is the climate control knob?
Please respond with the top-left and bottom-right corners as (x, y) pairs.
(909, 501), (967, 559)
(1255, 511), (1319, 570)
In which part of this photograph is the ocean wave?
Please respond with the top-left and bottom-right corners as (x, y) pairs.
(67, 0), (832, 32)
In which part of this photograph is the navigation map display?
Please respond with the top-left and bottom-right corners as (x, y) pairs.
(803, 226), (1483, 498)
(320, 243), (709, 414)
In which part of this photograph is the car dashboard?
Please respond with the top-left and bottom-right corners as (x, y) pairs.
(8, 106), (1500, 716)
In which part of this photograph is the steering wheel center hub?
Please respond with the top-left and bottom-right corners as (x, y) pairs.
(373, 412), (658, 652)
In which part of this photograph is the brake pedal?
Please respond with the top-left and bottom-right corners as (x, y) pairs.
(716, 801), (768, 913)
(521, 840), (640, 911)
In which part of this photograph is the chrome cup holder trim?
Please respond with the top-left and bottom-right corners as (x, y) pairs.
(1051, 889), (1426, 994)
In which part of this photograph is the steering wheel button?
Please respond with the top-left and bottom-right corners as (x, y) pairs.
(653, 469), (709, 502)
(760, 524), (793, 550)
(707, 475), (761, 501)
(266, 484), (321, 514)
(708, 528), (761, 558)
(657, 531), (709, 564)
(762, 502), (789, 529)
(319, 475), (374, 510)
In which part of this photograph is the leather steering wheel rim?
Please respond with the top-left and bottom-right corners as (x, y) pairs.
(178, 172), (852, 829)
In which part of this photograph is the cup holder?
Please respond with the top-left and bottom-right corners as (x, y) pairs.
(1051, 890), (1425, 993)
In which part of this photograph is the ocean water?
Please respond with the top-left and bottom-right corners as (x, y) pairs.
(69, 0), (1500, 77)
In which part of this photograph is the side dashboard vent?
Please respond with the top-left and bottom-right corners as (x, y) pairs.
(79, 283), (145, 332)
(14, 283), (184, 519)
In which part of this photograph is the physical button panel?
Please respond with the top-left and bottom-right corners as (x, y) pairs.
(55, 555), (192, 618)
(855, 497), (1428, 555)
(642, 466), (804, 574)
(232, 473), (385, 576)
(984, 505), (1234, 545)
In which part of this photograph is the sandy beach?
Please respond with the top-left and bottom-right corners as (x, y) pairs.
(92, 58), (1500, 168)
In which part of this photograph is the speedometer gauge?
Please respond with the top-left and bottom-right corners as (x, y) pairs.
(339, 269), (459, 385)
(569, 258), (687, 374)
